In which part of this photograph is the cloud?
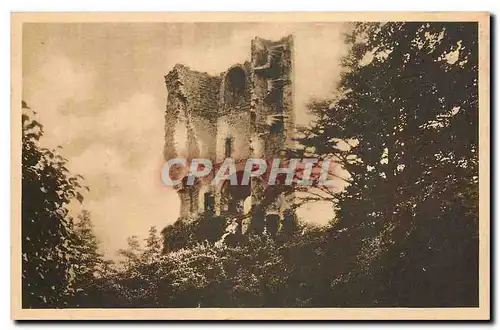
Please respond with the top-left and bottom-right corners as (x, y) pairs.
(23, 53), (95, 135)
(66, 93), (179, 256)
(24, 51), (177, 256)
(72, 188), (180, 257)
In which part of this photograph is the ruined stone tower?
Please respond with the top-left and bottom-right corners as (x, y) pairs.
(164, 35), (295, 235)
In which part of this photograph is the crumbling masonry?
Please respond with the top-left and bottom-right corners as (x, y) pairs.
(164, 35), (296, 236)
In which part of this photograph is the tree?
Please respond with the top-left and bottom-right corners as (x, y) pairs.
(143, 226), (162, 263)
(21, 101), (87, 308)
(300, 22), (479, 306)
(161, 219), (198, 253)
(137, 227), (163, 306)
(67, 210), (116, 307)
(112, 233), (169, 307)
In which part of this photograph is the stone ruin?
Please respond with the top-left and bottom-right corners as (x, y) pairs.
(163, 35), (296, 237)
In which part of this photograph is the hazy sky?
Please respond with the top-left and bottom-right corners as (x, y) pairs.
(22, 22), (349, 258)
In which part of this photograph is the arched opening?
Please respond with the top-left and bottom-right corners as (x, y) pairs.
(224, 67), (247, 107)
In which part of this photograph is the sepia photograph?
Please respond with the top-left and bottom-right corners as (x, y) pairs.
(10, 12), (490, 320)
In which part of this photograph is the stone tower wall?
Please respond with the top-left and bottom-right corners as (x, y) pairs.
(164, 36), (295, 229)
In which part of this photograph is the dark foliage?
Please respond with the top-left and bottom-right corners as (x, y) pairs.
(299, 22), (479, 306)
(21, 102), (86, 308)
